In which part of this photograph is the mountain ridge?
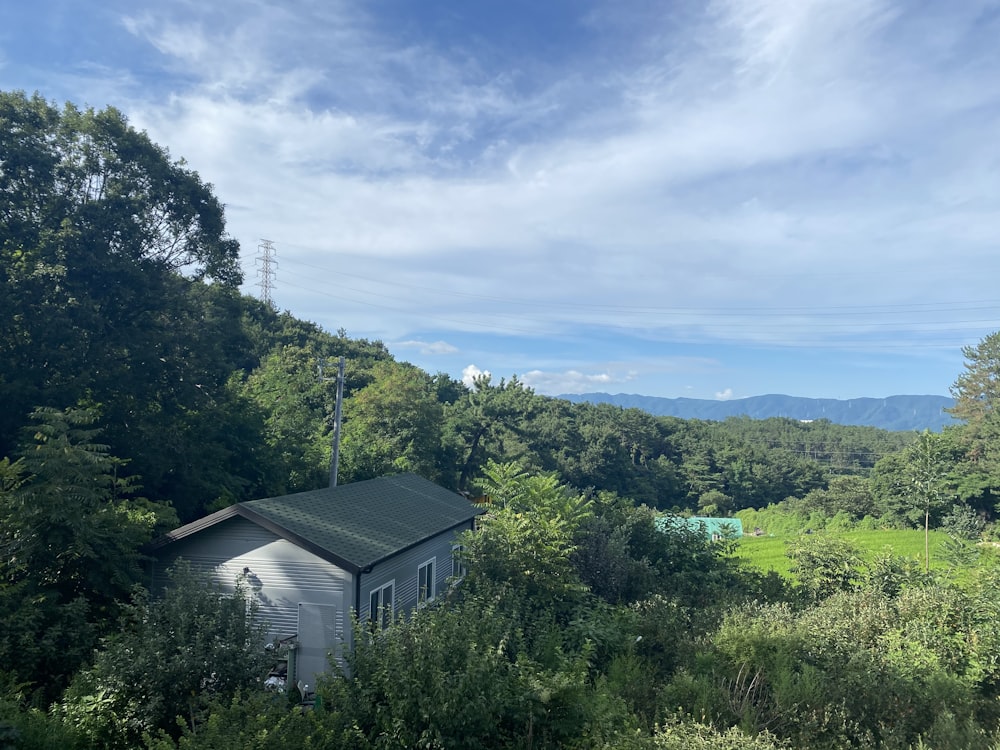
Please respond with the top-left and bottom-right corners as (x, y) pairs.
(559, 393), (959, 432)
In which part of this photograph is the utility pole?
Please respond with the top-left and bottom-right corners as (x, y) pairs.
(256, 239), (277, 307)
(319, 357), (346, 487)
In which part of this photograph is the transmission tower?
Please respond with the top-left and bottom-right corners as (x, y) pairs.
(255, 239), (277, 307)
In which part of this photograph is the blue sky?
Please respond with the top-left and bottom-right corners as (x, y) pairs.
(4, 0), (1000, 400)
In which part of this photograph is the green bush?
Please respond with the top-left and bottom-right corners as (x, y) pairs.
(786, 535), (863, 600)
(143, 690), (364, 750)
(59, 562), (268, 748)
(688, 586), (1000, 749)
(607, 720), (784, 750)
(0, 681), (85, 750)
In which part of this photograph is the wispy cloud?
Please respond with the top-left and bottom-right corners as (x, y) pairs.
(393, 340), (459, 356)
(6, 0), (1000, 398)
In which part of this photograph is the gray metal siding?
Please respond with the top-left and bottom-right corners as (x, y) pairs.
(358, 523), (472, 621)
(153, 517), (354, 642)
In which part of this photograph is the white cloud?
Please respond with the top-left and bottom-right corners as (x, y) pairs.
(521, 369), (621, 396)
(462, 364), (491, 388)
(715, 388), (735, 401)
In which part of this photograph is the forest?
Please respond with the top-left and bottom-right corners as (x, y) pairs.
(5, 90), (1000, 748)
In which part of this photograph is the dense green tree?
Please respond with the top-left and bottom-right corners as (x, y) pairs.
(949, 332), (1000, 426)
(0, 90), (260, 516)
(1, 91), (240, 426)
(798, 475), (874, 520)
(339, 361), (444, 483)
(462, 461), (589, 617)
(664, 418), (830, 513)
(572, 493), (742, 609)
(442, 375), (540, 490)
(0, 407), (170, 702)
(0, 407), (167, 603)
(586, 406), (683, 506)
(710, 416), (912, 475)
(515, 397), (586, 479)
(238, 344), (331, 492)
(869, 450), (913, 525)
(944, 332), (1000, 519)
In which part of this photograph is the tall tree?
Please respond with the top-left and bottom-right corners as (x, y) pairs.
(0, 90), (249, 513)
(949, 332), (1000, 427)
(442, 375), (539, 491)
(905, 430), (953, 572)
(0, 406), (170, 701)
(239, 344), (332, 493)
(463, 461), (589, 615)
(947, 332), (1000, 518)
(339, 361), (444, 483)
(0, 406), (167, 608)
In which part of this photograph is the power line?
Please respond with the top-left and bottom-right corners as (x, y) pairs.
(275, 272), (998, 345)
(275, 255), (1000, 321)
(274, 265), (1000, 331)
(250, 239), (1000, 348)
(269, 243), (1000, 317)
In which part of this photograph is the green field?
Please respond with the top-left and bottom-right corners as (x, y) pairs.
(735, 529), (984, 579)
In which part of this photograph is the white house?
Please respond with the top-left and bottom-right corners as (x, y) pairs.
(149, 473), (483, 693)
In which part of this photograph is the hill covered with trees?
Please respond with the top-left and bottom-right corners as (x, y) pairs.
(563, 392), (959, 432)
(6, 91), (1000, 748)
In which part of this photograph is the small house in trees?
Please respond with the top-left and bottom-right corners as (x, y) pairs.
(149, 473), (482, 694)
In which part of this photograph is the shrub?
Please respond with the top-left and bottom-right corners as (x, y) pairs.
(786, 536), (862, 600)
(59, 562), (268, 748)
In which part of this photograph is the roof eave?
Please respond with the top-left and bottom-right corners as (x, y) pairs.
(147, 505), (241, 551)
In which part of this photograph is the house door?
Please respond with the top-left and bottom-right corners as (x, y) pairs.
(296, 600), (341, 696)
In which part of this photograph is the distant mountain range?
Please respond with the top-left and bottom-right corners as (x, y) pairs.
(559, 393), (960, 432)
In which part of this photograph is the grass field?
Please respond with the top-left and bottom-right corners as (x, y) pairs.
(735, 529), (975, 579)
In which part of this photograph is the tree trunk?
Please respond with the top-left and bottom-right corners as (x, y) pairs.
(925, 508), (930, 574)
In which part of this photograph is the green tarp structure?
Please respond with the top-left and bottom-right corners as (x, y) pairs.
(657, 515), (743, 540)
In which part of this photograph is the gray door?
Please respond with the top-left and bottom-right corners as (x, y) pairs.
(296, 601), (340, 695)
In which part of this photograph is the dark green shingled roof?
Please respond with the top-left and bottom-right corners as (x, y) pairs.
(236, 473), (482, 573)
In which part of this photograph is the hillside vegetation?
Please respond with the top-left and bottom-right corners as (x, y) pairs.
(6, 91), (1000, 748)
(564, 392), (959, 431)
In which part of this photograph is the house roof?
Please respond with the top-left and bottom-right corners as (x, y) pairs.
(153, 473), (483, 574)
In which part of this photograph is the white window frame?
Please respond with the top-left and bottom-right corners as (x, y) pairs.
(417, 558), (436, 604)
(451, 544), (467, 581)
(368, 580), (394, 628)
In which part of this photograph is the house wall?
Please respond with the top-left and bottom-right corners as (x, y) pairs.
(358, 522), (472, 622)
(152, 516), (355, 690)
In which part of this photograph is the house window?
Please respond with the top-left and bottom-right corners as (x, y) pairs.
(417, 559), (435, 603)
(368, 581), (394, 629)
(451, 544), (467, 580)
